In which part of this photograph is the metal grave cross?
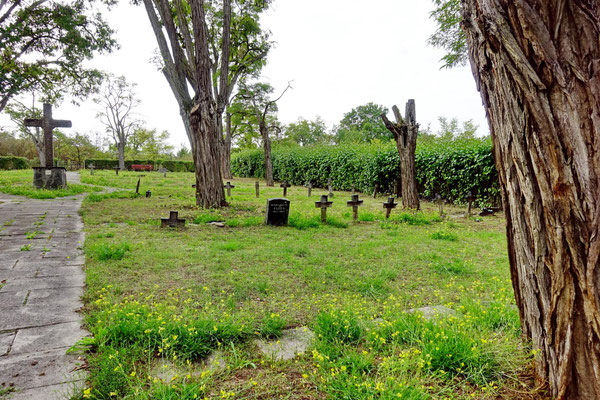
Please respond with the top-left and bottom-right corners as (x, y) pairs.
(161, 211), (186, 228)
(315, 195), (333, 223)
(347, 194), (364, 222)
(383, 197), (398, 219)
(223, 181), (235, 197)
(280, 181), (291, 197)
(24, 103), (72, 168)
(466, 191), (476, 217)
(304, 181), (313, 197)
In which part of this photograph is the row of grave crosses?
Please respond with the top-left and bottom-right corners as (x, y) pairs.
(314, 194), (399, 223)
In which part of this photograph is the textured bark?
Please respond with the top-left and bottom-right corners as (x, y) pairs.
(221, 112), (233, 179)
(381, 101), (420, 209)
(261, 122), (274, 186)
(117, 142), (125, 171)
(189, 0), (226, 208)
(461, 1), (600, 398)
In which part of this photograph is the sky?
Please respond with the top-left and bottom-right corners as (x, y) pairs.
(0, 0), (489, 149)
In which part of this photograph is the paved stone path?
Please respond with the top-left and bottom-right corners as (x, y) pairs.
(0, 172), (88, 399)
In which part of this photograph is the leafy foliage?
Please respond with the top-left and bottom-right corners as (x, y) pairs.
(283, 116), (332, 146)
(0, 156), (29, 170)
(0, 0), (117, 112)
(334, 103), (391, 143)
(232, 138), (500, 205)
(428, 0), (467, 69)
(84, 159), (194, 172)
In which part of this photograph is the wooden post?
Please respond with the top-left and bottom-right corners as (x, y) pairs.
(223, 182), (235, 197)
(255, 181), (260, 198)
(328, 179), (334, 198)
(305, 182), (312, 197)
(280, 181), (291, 197)
(347, 194), (364, 222)
(315, 195), (333, 223)
(383, 197), (398, 219)
(373, 183), (379, 198)
(466, 191), (476, 217)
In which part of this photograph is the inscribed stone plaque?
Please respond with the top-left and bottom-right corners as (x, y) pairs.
(265, 198), (290, 226)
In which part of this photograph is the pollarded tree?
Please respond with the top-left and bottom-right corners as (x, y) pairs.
(0, 0), (117, 113)
(95, 76), (140, 171)
(432, 1), (600, 397)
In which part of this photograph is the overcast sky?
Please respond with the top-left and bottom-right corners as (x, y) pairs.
(1, 0), (489, 149)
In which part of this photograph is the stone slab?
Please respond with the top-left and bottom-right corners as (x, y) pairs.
(255, 327), (315, 361)
(0, 291), (27, 309)
(0, 332), (16, 357)
(10, 322), (88, 356)
(0, 275), (84, 293)
(25, 287), (83, 307)
(8, 379), (85, 400)
(0, 305), (81, 331)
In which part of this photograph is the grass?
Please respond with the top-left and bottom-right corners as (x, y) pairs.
(0, 170), (102, 199)
(50, 170), (545, 399)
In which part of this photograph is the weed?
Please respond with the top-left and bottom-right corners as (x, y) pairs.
(431, 260), (470, 275)
(259, 313), (286, 338)
(314, 310), (363, 345)
(90, 242), (131, 261)
(20, 243), (31, 251)
(431, 230), (459, 241)
(3, 220), (14, 226)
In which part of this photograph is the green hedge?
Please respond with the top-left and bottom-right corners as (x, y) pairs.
(231, 139), (500, 205)
(0, 156), (29, 170)
(84, 159), (194, 172)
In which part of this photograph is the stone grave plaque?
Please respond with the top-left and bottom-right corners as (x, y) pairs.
(265, 198), (290, 226)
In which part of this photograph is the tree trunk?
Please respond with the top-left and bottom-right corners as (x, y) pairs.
(261, 124), (274, 186)
(381, 101), (420, 209)
(461, 1), (600, 398)
(35, 139), (45, 167)
(117, 142), (125, 170)
(221, 112), (233, 179)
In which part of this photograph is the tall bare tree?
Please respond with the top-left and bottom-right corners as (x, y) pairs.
(4, 97), (45, 166)
(460, 1), (600, 398)
(239, 81), (291, 186)
(95, 75), (139, 170)
(381, 100), (420, 209)
(140, 0), (271, 204)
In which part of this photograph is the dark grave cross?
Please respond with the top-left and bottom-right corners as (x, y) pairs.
(161, 210), (186, 228)
(383, 197), (398, 219)
(146, 190), (152, 198)
(304, 182), (313, 197)
(328, 179), (334, 198)
(315, 195), (333, 223)
(435, 194), (444, 217)
(114, 166), (120, 175)
(466, 191), (476, 217)
(24, 103), (72, 168)
(255, 181), (260, 198)
(347, 194), (364, 222)
(373, 183), (379, 198)
(223, 181), (235, 197)
(135, 175), (146, 195)
(280, 181), (291, 197)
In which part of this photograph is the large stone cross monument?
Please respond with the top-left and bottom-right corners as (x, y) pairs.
(24, 103), (72, 189)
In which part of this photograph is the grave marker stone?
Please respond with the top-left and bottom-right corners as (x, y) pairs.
(223, 182), (235, 197)
(373, 183), (379, 198)
(280, 181), (291, 197)
(146, 190), (152, 198)
(89, 163), (94, 176)
(161, 211), (186, 228)
(265, 198), (290, 226)
(304, 182), (313, 197)
(328, 179), (334, 198)
(347, 194), (364, 222)
(315, 195), (333, 223)
(383, 197), (398, 219)
(255, 181), (260, 198)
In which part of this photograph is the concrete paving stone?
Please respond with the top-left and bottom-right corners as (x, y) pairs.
(0, 348), (85, 391)
(10, 322), (88, 356)
(0, 304), (81, 331)
(12, 260), (63, 270)
(0, 291), (28, 309)
(36, 265), (84, 278)
(64, 255), (85, 266)
(0, 275), (84, 293)
(7, 379), (85, 400)
(25, 287), (83, 307)
(0, 260), (17, 270)
(0, 269), (37, 281)
(0, 332), (16, 357)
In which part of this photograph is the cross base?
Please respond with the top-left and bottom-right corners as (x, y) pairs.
(33, 167), (67, 190)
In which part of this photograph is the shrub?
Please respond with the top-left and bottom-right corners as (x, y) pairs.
(83, 159), (194, 172)
(231, 138), (500, 206)
(314, 310), (363, 345)
(430, 230), (459, 241)
(0, 156), (29, 170)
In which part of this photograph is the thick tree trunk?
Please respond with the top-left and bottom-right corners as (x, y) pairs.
(461, 1), (600, 398)
(34, 139), (45, 167)
(117, 142), (125, 170)
(261, 125), (274, 186)
(381, 101), (420, 209)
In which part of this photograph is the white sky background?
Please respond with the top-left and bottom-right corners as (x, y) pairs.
(0, 0), (489, 149)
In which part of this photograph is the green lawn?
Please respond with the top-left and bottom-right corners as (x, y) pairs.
(0, 170), (102, 198)
(0, 168), (544, 399)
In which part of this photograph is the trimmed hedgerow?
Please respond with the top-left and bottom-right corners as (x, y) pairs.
(83, 159), (194, 172)
(231, 138), (500, 205)
(0, 156), (29, 170)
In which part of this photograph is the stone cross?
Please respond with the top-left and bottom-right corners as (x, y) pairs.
(383, 197), (398, 219)
(255, 181), (260, 198)
(315, 195), (333, 223)
(161, 211), (186, 228)
(328, 179), (334, 198)
(24, 103), (72, 168)
(466, 191), (476, 217)
(346, 194), (364, 222)
(435, 194), (444, 217)
(304, 182), (313, 197)
(223, 181), (235, 197)
(280, 181), (291, 197)
(89, 163), (94, 175)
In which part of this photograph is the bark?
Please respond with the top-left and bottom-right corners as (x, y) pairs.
(221, 112), (233, 179)
(117, 142), (125, 170)
(461, 1), (600, 398)
(189, 0), (226, 208)
(261, 123), (274, 186)
(381, 101), (420, 209)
